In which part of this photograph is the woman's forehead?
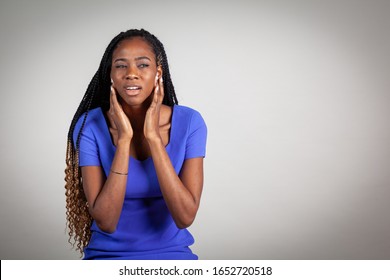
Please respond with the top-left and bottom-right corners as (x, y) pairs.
(113, 37), (155, 58)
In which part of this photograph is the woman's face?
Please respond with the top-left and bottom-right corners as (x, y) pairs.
(110, 37), (162, 107)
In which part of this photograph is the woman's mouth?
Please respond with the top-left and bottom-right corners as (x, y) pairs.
(124, 85), (142, 96)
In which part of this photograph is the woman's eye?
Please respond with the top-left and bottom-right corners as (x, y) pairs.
(115, 65), (126, 69)
(138, 64), (149, 68)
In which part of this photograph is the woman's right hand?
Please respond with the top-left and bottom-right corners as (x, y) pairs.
(108, 85), (133, 145)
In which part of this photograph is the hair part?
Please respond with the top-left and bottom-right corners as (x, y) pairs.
(64, 28), (178, 255)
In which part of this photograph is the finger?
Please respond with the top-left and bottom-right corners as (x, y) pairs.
(109, 86), (121, 128)
(107, 110), (117, 130)
(109, 86), (117, 110)
(158, 76), (164, 104)
(109, 127), (118, 134)
(154, 73), (159, 87)
(110, 85), (123, 113)
(111, 86), (118, 105)
(148, 90), (158, 110)
(109, 90), (115, 120)
(149, 79), (160, 109)
(107, 115), (117, 129)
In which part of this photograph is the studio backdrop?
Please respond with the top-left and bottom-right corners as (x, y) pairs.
(0, 0), (389, 259)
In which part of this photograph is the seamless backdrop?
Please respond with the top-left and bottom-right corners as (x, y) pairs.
(0, 0), (389, 259)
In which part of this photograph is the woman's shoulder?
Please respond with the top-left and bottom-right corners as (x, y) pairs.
(172, 104), (206, 131)
(173, 104), (205, 120)
(75, 107), (103, 127)
(73, 107), (104, 140)
(174, 104), (199, 114)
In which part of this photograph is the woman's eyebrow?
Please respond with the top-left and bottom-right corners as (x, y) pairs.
(135, 56), (151, 61)
(113, 58), (127, 63)
(113, 56), (151, 63)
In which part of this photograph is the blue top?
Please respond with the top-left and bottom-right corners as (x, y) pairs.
(73, 105), (207, 260)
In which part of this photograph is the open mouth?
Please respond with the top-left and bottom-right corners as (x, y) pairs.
(124, 85), (142, 96)
(126, 86), (141, 90)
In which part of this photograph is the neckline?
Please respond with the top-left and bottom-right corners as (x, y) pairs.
(98, 105), (176, 163)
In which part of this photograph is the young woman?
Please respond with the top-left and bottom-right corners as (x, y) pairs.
(65, 29), (207, 260)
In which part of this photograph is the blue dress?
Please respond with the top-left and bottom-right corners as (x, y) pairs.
(73, 105), (207, 260)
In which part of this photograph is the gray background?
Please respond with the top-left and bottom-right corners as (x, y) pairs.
(0, 0), (389, 259)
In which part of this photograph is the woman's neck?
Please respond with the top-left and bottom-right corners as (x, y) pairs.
(120, 96), (152, 133)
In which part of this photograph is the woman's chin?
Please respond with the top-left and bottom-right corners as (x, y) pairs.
(120, 94), (153, 109)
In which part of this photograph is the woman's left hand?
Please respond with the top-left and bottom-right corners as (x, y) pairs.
(144, 75), (164, 142)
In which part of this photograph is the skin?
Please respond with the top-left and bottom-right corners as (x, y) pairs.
(81, 37), (204, 232)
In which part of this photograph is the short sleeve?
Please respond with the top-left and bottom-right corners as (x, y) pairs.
(73, 115), (101, 167)
(185, 110), (207, 159)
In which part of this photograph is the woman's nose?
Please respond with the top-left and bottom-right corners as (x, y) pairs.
(126, 66), (139, 79)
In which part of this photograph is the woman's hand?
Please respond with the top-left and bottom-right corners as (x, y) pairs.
(144, 75), (164, 142)
(108, 85), (133, 145)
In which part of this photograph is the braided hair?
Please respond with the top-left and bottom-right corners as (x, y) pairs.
(64, 29), (178, 255)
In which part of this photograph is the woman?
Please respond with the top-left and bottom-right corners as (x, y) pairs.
(65, 29), (207, 260)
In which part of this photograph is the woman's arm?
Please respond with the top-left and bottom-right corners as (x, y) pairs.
(145, 77), (204, 228)
(148, 139), (204, 228)
(81, 87), (133, 233)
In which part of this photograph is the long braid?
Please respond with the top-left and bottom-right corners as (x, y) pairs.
(65, 29), (178, 255)
(65, 72), (97, 254)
